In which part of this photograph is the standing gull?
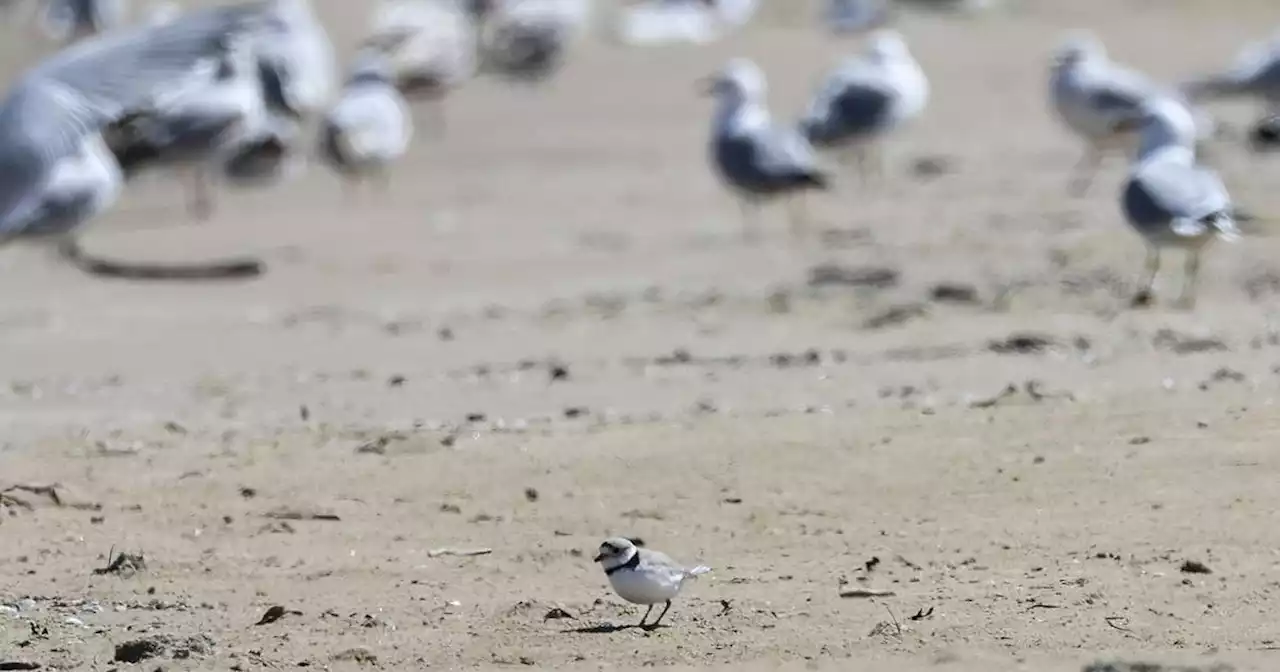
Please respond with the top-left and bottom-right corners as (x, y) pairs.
(317, 51), (413, 193)
(704, 58), (830, 241)
(1119, 97), (1239, 309)
(1049, 32), (1155, 196)
(0, 1), (267, 236)
(799, 29), (928, 184)
(1047, 32), (1214, 197)
(476, 0), (589, 83)
(362, 0), (477, 131)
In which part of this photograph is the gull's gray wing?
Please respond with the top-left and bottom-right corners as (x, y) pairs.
(637, 549), (688, 584)
(802, 75), (895, 146)
(1184, 39), (1280, 100)
(1080, 62), (1160, 118)
(760, 124), (820, 176)
(1124, 159), (1230, 236)
(714, 123), (827, 195)
(1087, 86), (1143, 114)
(0, 1), (266, 225)
(31, 2), (265, 128)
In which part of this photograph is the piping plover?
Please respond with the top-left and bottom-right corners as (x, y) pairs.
(593, 537), (710, 629)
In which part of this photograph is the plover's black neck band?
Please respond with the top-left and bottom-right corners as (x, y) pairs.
(605, 551), (640, 576)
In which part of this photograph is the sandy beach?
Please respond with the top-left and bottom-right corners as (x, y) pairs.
(3, 1), (1280, 670)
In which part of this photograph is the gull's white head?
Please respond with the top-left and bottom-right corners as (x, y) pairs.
(701, 58), (766, 102)
(1051, 31), (1104, 69)
(866, 29), (911, 64)
(593, 537), (640, 572)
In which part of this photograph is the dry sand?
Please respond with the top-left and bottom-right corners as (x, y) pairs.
(4, 0), (1280, 670)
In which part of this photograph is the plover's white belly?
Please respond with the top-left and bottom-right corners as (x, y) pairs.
(608, 569), (680, 605)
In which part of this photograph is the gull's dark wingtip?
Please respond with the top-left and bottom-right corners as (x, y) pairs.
(798, 170), (831, 191)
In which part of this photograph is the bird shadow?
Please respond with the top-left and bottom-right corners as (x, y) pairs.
(566, 623), (669, 635)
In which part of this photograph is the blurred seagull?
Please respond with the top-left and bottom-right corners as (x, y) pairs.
(219, 57), (308, 189)
(39, 0), (127, 43)
(248, 0), (336, 119)
(1119, 96), (1239, 309)
(318, 51), (413, 193)
(477, 0), (589, 83)
(362, 0), (476, 133)
(703, 58), (830, 241)
(823, 0), (889, 35)
(1049, 32), (1157, 196)
(105, 0), (332, 210)
(104, 39), (272, 220)
(220, 1), (329, 186)
(1184, 33), (1280, 115)
(0, 133), (122, 247)
(799, 29), (927, 184)
(613, 0), (758, 46)
(0, 1), (266, 238)
(364, 0), (477, 97)
(1049, 32), (1213, 197)
(2, 126), (262, 281)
